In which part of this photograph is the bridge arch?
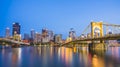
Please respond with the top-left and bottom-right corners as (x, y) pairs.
(94, 27), (100, 37)
(91, 22), (103, 38)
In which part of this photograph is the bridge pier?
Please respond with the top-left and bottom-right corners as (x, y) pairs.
(100, 40), (104, 43)
(89, 43), (106, 50)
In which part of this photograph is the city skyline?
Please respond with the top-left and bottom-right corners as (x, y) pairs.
(1, 0), (120, 38)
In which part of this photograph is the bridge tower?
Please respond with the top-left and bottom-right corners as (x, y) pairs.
(91, 22), (104, 43)
(90, 22), (105, 50)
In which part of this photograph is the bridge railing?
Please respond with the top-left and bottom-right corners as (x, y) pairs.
(78, 33), (120, 41)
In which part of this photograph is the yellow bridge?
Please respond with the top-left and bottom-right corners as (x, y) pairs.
(63, 21), (120, 49)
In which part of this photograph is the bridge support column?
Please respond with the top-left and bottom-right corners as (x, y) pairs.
(100, 40), (104, 43)
(89, 43), (106, 50)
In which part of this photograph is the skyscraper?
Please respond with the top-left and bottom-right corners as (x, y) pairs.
(31, 29), (35, 40)
(5, 27), (10, 38)
(23, 33), (30, 43)
(41, 28), (50, 43)
(24, 33), (30, 40)
(69, 28), (76, 40)
(54, 34), (62, 43)
(42, 28), (48, 37)
(12, 23), (20, 35)
(35, 32), (42, 43)
(48, 30), (54, 41)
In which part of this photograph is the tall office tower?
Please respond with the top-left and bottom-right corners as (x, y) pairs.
(35, 32), (42, 43)
(41, 28), (50, 43)
(12, 22), (20, 35)
(42, 28), (48, 37)
(54, 34), (62, 43)
(24, 33), (30, 40)
(31, 29), (35, 40)
(23, 33), (30, 43)
(48, 30), (54, 41)
(69, 28), (76, 40)
(5, 27), (10, 38)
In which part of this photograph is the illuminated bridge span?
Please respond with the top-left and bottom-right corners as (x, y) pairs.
(63, 22), (120, 49)
(64, 34), (120, 44)
(0, 38), (29, 45)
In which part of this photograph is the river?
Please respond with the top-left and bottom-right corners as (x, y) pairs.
(0, 46), (120, 67)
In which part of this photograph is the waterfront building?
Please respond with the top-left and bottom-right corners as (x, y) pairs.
(69, 28), (76, 40)
(66, 37), (72, 43)
(42, 28), (48, 37)
(42, 36), (50, 43)
(48, 30), (54, 41)
(41, 28), (50, 43)
(13, 31), (21, 41)
(12, 22), (20, 36)
(24, 33), (30, 40)
(87, 33), (91, 38)
(35, 32), (42, 43)
(54, 34), (62, 43)
(23, 33), (30, 43)
(12, 23), (21, 41)
(5, 27), (10, 38)
(31, 29), (35, 40)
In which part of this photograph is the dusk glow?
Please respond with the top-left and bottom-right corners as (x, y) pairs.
(0, 0), (120, 38)
(0, 0), (120, 67)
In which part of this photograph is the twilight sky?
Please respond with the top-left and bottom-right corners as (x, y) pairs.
(0, 0), (120, 39)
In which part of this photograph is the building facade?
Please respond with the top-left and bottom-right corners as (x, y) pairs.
(35, 32), (42, 43)
(69, 28), (76, 40)
(54, 34), (62, 44)
(12, 23), (21, 41)
(12, 23), (20, 35)
(5, 27), (10, 38)
(31, 29), (35, 41)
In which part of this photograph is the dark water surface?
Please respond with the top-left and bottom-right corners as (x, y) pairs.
(0, 46), (120, 67)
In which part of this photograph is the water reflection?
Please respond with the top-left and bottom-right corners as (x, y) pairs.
(58, 47), (73, 67)
(0, 46), (120, 67)
(92, 54), (105, 67)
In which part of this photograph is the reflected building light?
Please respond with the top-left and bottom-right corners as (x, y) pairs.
(38, 47), (42, 56)
(50, 47), (53, 59)
(2, 49), (5, 55)
(6, 27), (10, 38)
(65, 48), (73, 66)
(18, 48), (22, 61)
(73, 47), (77, 53)
(58, 48), (61, 61)
(111, 47), (119, 59)
(61, 47), (65, 60)
(92, 55), (105, 67)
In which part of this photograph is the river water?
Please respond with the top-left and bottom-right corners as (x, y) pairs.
(0, 46), (120, 67)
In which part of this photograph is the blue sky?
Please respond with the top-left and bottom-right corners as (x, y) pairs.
(0, 0), (120, 39)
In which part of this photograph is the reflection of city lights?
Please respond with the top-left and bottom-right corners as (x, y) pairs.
(92, 55), (105, 67)
(73, 47), (77, 53)
(79, 47), (89, 67)
(2, 49), (5, 54)
(18, 48), (22, 60)
(61, 47), (65, 60)
(58, 48), (61, 61)
(59, 47), (73, 66)
(65, 48), (73, 66)
(58, 48), (60, 56)
(111, 47), (119, 59)
(38, 47), (41, 55)
(50, 47), (53, 59)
